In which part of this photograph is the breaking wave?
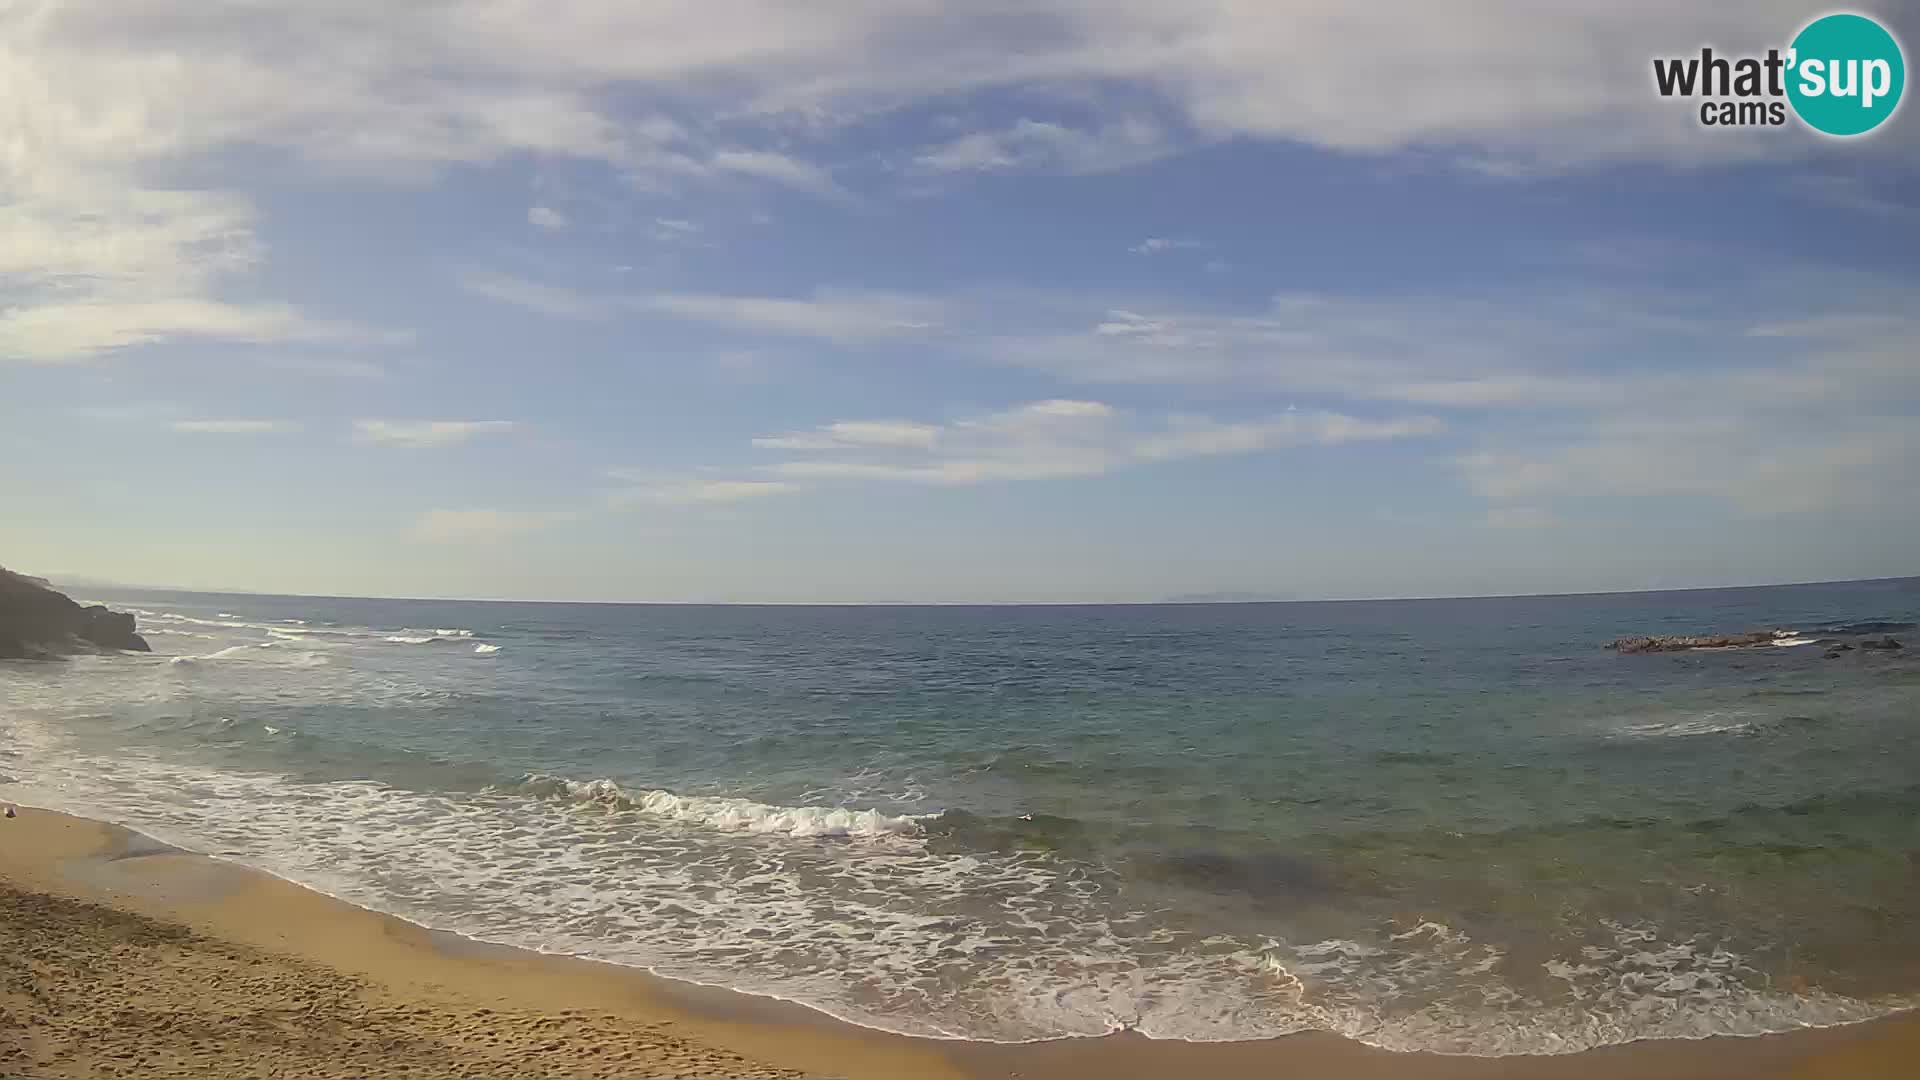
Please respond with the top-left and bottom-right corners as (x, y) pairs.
(512, 774), (925, 839)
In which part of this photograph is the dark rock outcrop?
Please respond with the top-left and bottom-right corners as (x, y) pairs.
(1608, 631), (1781, 654)
(0, 566), (150, 659)
(1859, 637), (1904, 651)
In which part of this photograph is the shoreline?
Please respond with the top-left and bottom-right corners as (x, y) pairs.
(4, 806), (1918, 1078)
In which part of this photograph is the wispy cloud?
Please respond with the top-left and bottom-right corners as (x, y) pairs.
(171, 419), (298, 434)
(605, 475), (802, 506)
(751, 399), (1440, 487)
(1130, 237), (1203, 256)
(457, 270), (943, 343)
(914, 117), (1174, 176)
(8, 1), (1873, 370)
(752, 420), (942, 451)
(710, 150), (848, 200)
(1454, 419), (1918, 517)
(409, 508), (570, 543)
(638, 289), (942, 343)
(651, 217), (703, 242)
(0, 186), (405, 364)
(353, 419), (518, 449)
(457, 270), (613, 320)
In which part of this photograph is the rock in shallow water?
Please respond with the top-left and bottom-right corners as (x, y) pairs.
(0, 566), (149, 658)
(1607, 632), (1781, 654)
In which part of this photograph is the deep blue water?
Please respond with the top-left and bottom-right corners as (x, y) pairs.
(3, 578), (1918, 1053)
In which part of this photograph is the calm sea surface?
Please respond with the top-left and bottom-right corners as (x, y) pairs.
(4, 579), (1918, 1053)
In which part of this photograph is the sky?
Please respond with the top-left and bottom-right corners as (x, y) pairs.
(3, 1), (1918, 603)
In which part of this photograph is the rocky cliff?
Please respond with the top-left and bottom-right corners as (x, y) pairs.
(0, 566), (151, 659)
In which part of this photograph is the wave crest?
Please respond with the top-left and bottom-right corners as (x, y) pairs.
(513, 774), (925, 839)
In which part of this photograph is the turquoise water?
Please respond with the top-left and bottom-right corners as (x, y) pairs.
(3, 579), (1918, 1052)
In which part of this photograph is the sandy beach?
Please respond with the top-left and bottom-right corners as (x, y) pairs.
(3, 804), (1916, 1080)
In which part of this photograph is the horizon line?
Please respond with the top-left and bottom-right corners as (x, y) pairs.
(48, 572), (1920, 609)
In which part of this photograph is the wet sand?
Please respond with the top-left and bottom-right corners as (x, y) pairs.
(2, 805), (1916, 1079)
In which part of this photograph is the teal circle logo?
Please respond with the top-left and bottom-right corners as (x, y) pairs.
(1787, 13), (1905, 136)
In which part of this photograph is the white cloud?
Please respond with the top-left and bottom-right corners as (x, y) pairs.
(170, 419), (297, 434)
(0, 297), (391, 363)
(457, 272), (944, 341)
(914, 117), (1174, 175)
(409, 508), (568, 543)
(1455, 416), (1919, 517)
(1133, 412), (1444, 461)
(988, 281), (1920, 412)
(750, 399), (1439, 488)
(651, 217), (704, 243)
(1130, 237), (1202, 256)
(9, 1), (1912, 378)
(9, 2), (1893, 217)
(639, 289), (942, 343)
(709, 150), (847, 200)
(457, 271), (612, 319)
(0, 187), (400, 363)
(601, 467), (802, 506)
(353, 419), (518, 449)
(527, 205), (568, 229)
(959, 279), (1918, 519)
(611, 478), (802, 505)
(598, 399), (1437, 505)
(754, 420), (943, 451)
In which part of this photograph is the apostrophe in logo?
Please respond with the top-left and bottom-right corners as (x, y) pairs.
(1787, 13), (1905, 135)
(1652, 11), (1905, 137)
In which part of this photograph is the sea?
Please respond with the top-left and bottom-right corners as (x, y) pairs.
(3, 578), (1918, 1055)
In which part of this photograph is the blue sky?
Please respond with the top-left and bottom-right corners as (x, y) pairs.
(4, 1), (1917, 602)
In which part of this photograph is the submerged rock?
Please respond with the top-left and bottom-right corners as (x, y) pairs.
(1858, 637), (1904, 651)
(0, 566), (150, 659)
(1607, 631), (1781, 654)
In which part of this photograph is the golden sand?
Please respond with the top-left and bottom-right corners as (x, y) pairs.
(2, 805), (1915, 1079)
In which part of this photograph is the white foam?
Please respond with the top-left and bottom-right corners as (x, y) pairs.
(131, 608), (406, 646)
(529, 775), (924, 839)
(2, 744), (1910, 1055)
(1771, 636), (1820, 648)
(169, 643), (330, 669)
(473, 643), (501, 655)
(1614, 710), (1758, 739)
(384, 635), (439, 645)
